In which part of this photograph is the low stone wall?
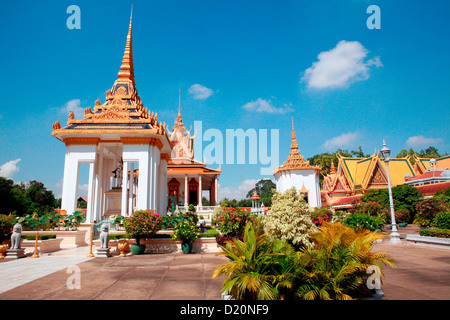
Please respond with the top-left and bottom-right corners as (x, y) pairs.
(21, 238), (63, 254)
(406, 234), (450, 249)
(93, 237), (221, 255)
(22, 230), (88, 249)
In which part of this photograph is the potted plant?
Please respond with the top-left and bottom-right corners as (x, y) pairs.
(124, 210), (163, 255)
(173, 221), (199, 254)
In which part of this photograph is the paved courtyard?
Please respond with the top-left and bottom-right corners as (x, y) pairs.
(0, 225), (449, 300)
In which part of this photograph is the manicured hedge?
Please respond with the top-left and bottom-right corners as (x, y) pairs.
(419, 229), (450, 238)
(21, 234), (57, 241)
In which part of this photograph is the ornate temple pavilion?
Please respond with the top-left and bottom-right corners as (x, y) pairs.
(321, 153), (416, 209)
(52, 12), (220, 223)
(273, 119), (322, 208)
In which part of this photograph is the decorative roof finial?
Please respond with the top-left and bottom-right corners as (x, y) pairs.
(291, 117), (299, 151)
(174, 89), (185, 130)
(117, 7), (135, 85)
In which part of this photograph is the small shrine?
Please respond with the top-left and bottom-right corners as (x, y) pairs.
(273, 119), (322, 208)
(52, 10), (220, 222)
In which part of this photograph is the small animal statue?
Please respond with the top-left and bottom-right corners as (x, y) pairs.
(99, 222), (110, 249)
(10, 223), (23, 250)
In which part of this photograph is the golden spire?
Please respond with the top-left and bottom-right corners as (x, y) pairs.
(174, 89), (185, 130)
(117, 8), (135, 85)
(330, 161), (336, 174)
(291, 117), (299, 151)
(290, 117), (299, 155)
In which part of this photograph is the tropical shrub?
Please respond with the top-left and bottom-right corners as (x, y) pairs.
(212, 221), (282, 300)
(360, 185), (423, 218)
(0, 214), (15, 243)
(173, 221), (199, 243)
(213, 221), (396, 300)
(294, 222), (395, 300)
(433, 211), (450, 230)
(263, 187), (317, 248)
(414, 198), (446, 228)
(343, 212), (384, 231)
(62, 211), (85, 230)
(310, 207), (332, 226)
(123, 210), (163, 245)
(332, 210), (348, 223)
(17, 212), (65, 231)
(394, 209), (411, 224)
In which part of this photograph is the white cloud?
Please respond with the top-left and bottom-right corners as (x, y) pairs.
(323, 132), (358, 149)
(242, 98), (293, 114)
(61, 99), (84, 118)
(406, 135), (443, 147)
(218, 179), (260, 201)
(301, 40), (382, 89)
(188, 84), (214, 100)
(0, 158), (21, 179)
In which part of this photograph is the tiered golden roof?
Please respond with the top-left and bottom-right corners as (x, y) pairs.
(52, 10), (168, 140)
(273, 118), (321, 175)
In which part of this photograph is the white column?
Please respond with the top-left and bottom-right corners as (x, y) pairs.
(86, 162), (95, 223)
(198, 175), (202, 208)
(94, 145), (104, 221)
(123, 144), (151, 210)
(152, 147), (160, 211)
(61, 152), (80, 214)
(184, 174), (189, 206)
(128, 162), (134, 215)
(121, 161), (129, 216)
(61, 145), (97, 215)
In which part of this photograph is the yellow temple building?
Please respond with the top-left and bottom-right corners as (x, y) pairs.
(322, 153), (416, 209)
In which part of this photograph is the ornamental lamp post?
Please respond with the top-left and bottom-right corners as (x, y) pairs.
(380, 140), (402, 244)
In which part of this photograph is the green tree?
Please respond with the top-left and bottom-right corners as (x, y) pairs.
(351, 146), (370, 158)
(220, 198), (237, 208)
(0, 177), (26, 215)
(238, 199), (252, 207)
(418, 146), (441, 159)
(246, 179), (276, 198)
(23, 180), (56, 215)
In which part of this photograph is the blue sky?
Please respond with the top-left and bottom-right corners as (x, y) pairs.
(0, 0), (449, 201)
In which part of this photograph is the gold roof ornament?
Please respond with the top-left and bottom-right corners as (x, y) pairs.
(173, 89), (185, 130)
(273, 118), (321, 175)
(251, 189), (261, 200)
(52, 8), (168, 140)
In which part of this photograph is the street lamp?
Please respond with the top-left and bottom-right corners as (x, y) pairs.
(379, 140), (402, 244)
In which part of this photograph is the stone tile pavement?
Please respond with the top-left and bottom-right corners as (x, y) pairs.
(0, 225), (448, 300)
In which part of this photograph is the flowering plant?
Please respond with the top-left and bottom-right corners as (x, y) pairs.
(173, 221), (199, 243)
(0, 214), (15, 243)
(216, 207), (254, 236)
(414, 198), (446, 228)
(124, 210), (163, 245)
(310, 207), (333, 226)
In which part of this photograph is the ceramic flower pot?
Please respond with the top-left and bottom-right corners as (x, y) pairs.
(181, 242), (193, 254)
(0, 244), (9, 259)
(130, 244), (146, 255)
(117, 240), (129, 257)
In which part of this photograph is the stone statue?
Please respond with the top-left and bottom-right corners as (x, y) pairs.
(99, 222), (110, 249)
(10, 223), (22, 250)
